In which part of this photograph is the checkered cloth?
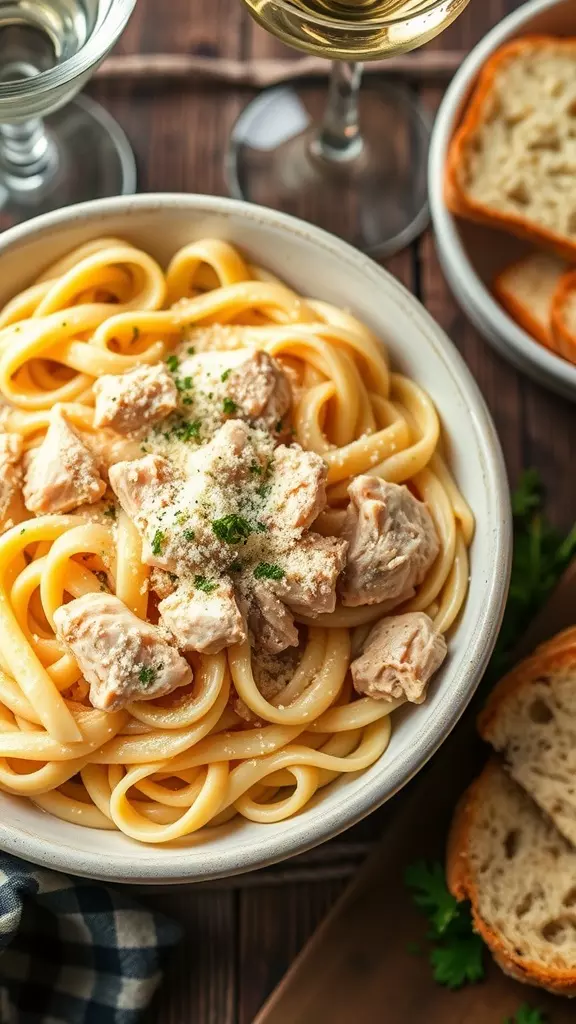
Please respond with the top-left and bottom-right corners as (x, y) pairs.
(0, 854), (182, 1024)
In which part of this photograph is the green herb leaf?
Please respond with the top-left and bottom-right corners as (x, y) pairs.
(193, 575), (217, 594)
(250, 461), (262, 476)
(223, 397), (238, 415)
(212, 514), (253, 544)
(187, 346), (195, 355)
(404, 861), (460, 937)
(254, 562), (285, 581)
(183, 528), (195, 542)
(405, 860), (485, 989)
(257, 483), (271, 500)
(228, 560), (243, 573)
(430, 937), (484, 989)
(138, 665), (158, 685)
(151, 530), (165, 556)
(221, 369), (231, 382)
(504, 1006), (547, 1024)
(166, 354), (179, 372)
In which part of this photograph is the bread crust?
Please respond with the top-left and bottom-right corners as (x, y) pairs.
(551, 270), (576, 365)
(446, 761), (576, 997)
(477, 629), (576, 739)
(493, 259), (554, 349)
(445, 36), (576, 261)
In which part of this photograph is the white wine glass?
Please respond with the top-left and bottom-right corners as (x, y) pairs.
(0, 0), (137, 228)
(228, 0), (470, 257)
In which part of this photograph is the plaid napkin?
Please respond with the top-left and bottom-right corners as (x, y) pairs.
(0, 854), (182, 1024)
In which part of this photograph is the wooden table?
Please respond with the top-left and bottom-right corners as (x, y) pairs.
(90, 2), (576, 1021)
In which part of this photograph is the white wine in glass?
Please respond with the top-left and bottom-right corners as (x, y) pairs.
(228, 0), (471, 256)
(0, 0), (137, 227)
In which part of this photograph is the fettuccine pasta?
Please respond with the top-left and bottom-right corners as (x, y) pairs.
(0, 237), (474, 844)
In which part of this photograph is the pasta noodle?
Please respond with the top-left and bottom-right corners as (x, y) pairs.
(0, 237), (474, 844)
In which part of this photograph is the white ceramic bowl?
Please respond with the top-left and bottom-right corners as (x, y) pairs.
(429, 0), (576, 402)
(0, 195), (511, 883)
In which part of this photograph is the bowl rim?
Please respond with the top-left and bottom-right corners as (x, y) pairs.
(0, 193), (512, 882)
(428, 0), (576, 402)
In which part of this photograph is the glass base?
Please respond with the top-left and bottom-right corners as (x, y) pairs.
(0, 94), (136, 230)
(227, 81), (430, 258)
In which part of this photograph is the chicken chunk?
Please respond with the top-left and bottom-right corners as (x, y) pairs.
(54, 592), (192, 711)
(23, 408), (106, 515)
(109, 453), (179, 570)
(272, 534), (348, 617)
(263, 444), (327, 533)
(0, 432), (23, 531)
(93, 364), (178, 434)
(248, 584), (299, 654)
(226, 351), (291, 429)
(351, 612), (447, 704)
(159, 579), (246, 654)
(81, 428), (142, 477)
(340, 477), (439, 608)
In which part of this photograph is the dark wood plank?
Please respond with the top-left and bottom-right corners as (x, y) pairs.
(238, 881), (345, 1024)
(146, 890), (237, 1024)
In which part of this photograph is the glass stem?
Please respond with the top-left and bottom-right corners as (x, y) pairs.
(0, 117), (56, 186)
(311, 61), (364, 163)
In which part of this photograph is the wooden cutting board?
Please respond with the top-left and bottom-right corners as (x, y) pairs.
(255, 561), (576, 1024)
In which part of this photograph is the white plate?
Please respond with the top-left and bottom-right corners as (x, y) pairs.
(429, 0), (576, 402)
(0, 194), (511, 883)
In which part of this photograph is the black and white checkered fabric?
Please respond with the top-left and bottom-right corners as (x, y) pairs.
(0, 854), (181, 1024)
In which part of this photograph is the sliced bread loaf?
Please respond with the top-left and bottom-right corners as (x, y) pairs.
(446, 36), (576, 260)
(447, 760), (576, 996)
(478, 629), (576, 847)
(551, 269), (576, 365)
(493, 252), (567, 347)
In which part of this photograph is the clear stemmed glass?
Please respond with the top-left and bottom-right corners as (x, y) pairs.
(228, 0), (470, 257)
(0, 0), (137, 228)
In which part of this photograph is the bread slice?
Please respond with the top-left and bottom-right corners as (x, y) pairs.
(447, 760), (576, 996)
(493, 252), (567, 347)
(478, 629), (576, 847)
(551, 269), (576, 364)
(446, 36), (576, 261)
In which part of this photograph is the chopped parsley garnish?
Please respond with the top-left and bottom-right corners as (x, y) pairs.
(176, 375), (193, 392)
(170, 418), (201, 443)
(194, 575), (217, 594)
(132, 326), (140, 341)
(187, 346), (195, 355)
(166, 354), (179, 372)
(255, 521), (267, 533)
(221, 369), (231, 382)
(250, 461), (262, 476)
(257, 483), (271, 500)
(228, 560), (242, 573)
(138, 665), (158, 686)
(103, 505), (116, 519)
(212, 514), (252, 544)
(175, 511), (189, 524)
(222, 397), (238, 415)
(254, 562), (284, 581)
(183, 528), (195, 542)
(151, 530), (165, 556)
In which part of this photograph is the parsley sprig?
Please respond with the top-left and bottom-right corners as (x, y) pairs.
(405, 861), (484, 989)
